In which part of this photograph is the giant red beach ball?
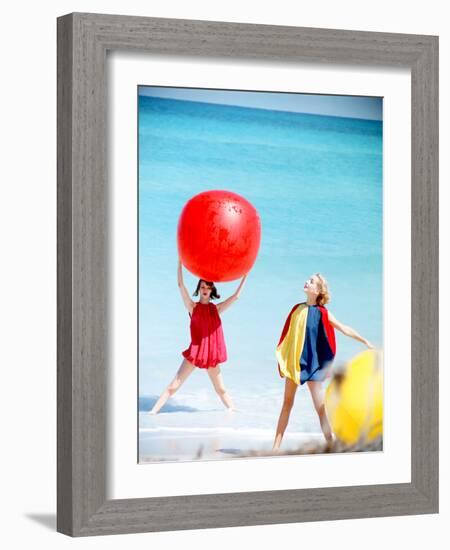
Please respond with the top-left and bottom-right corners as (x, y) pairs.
(177, 190), (261, 282)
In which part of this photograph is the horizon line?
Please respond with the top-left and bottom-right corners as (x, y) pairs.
(138, 93), (383, 123)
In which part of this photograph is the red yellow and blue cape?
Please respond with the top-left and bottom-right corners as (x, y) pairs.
(276, 303), (336, 385)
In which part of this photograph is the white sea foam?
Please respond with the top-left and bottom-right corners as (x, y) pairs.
(139, 426), (322, 437)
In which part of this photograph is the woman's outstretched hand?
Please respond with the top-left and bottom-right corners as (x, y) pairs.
(177, 258), (195, 313)
(216, 273), (249, 315)
(365, 340), (375, 349)
(177, 258), (183, 284)
(236, 273), (248, 297)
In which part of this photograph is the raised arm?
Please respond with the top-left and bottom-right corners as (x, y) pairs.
(216, 274), (248, 315)
(177, 260), (195, 314)
(328, 312), (374, 348)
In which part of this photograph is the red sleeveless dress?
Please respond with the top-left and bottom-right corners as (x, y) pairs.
(182, 302), (227, 368)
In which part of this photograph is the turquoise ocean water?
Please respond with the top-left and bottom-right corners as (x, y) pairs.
(138, 94), (382, 444)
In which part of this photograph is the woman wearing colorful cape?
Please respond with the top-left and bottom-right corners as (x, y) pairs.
(273, 273), (374, 450)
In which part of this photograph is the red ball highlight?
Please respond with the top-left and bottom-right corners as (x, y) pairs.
(177, 190), (261, 282)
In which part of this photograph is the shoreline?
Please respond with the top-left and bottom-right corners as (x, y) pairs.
(139, 425), (325, 463)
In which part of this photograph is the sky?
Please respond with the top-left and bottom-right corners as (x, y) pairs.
(138, 86), (383, 121)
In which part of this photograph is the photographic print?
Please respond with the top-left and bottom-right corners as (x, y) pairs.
(138, 86), (383, 463)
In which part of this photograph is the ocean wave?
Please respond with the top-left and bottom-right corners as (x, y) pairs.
(139, 426), (322, 438)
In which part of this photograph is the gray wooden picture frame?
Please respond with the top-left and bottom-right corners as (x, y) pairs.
(57, 12), (438, 537)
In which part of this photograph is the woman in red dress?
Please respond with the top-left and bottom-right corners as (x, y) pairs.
(149, 259), (247, 414)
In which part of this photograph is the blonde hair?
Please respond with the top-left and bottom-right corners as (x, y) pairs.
(314, 273), (331, 306)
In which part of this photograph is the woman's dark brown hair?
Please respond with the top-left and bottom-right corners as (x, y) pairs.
(193, 279), (221, 300)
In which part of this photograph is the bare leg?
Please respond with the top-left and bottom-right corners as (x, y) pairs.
(207, 365), (235, 410)
(149, 359), (195, 414)
(307, 380), (333, 443)
(273, 378), (298, 450)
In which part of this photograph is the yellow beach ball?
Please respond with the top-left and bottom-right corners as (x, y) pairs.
(325, 349), (383, 445)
